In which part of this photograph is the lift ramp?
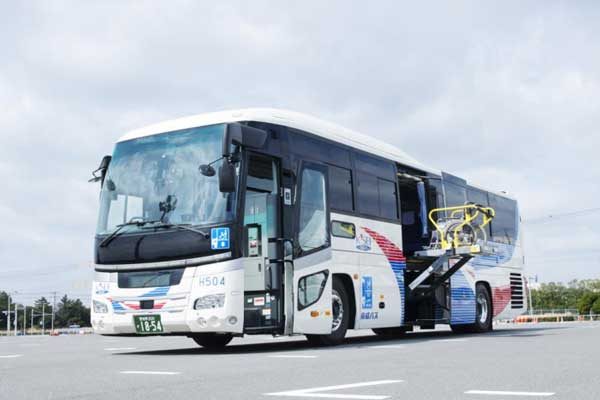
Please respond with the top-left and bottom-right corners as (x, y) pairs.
(408, 204), (495, 297)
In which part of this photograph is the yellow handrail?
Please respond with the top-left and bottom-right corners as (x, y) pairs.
(428, 204), (495, 250)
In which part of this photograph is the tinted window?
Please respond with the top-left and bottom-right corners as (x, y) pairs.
(444, 182), (467, 207)
(247, 154), (276, 192)
(332, 221), (356, 238)
(427, 179), (445, 210)
(298, 270), (329, 310)
(378, 178), (398, 219)
(355, 152), (395, 179)
(118, 268), (184, 288)
(488, 194), (518, 245)
(357, 172), (379, 216)
(298, 167), (328, 251)
(467, 187), (491, 237)
(329, 165), (354, 211)
(291, 131), (351, 167)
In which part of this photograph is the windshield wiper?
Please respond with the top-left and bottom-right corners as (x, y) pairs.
(99, 219), (148, 248)
(142, 222), (210, 239)
(100, 219), (210, 249)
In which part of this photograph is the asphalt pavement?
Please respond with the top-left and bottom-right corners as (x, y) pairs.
(1, 322), (599, 400)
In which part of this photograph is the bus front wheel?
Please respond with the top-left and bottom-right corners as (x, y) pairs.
(191, 333), (233, 349)
(306, 278), (350, 346)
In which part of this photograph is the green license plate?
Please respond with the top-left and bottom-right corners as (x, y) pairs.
(133, 315), (163, 334)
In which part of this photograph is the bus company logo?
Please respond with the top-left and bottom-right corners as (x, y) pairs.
(360, 311), (378, 320)
(95, 283), (110, 295)
(211, 227), (230, 250)
(355, 233), (372, 251)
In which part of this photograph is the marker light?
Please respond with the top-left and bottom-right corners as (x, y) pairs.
(93, 300), (108, 314)
(194, 294), (225, 310)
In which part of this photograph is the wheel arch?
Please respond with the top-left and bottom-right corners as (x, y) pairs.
(333, 273), (356, 329)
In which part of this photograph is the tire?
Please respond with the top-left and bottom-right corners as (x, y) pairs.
(306, 278), (350, 346)
(191, 333), (233, 349)
(451, 283), (493, 334)
(372, 327), (408, 339)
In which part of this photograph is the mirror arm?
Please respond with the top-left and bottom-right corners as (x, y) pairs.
(89, 155), (112, 184)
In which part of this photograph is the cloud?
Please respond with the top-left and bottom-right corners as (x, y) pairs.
(1, 1), (599, 296)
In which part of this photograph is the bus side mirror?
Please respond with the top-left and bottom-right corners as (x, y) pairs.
(89, 155), (112, 184)
(219, 160), (236, 193)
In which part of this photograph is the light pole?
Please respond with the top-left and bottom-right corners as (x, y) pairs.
(41, 303), (45, 336)
(51, 292), (57, 335)
(14, 302), (17, 336)
(5, 293), (10, 336)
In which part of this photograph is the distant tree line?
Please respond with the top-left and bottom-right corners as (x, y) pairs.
(0, 292), (90, 331)
(531, 279), (600, 314)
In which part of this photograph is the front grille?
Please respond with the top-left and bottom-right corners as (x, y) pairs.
(510, 273), (524, 309)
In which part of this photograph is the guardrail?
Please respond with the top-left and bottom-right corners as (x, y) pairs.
(514, 314), (600, 323)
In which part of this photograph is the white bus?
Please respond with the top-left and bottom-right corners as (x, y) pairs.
(90, 108), (527, 348)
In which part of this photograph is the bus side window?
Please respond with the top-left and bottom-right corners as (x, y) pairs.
(467, 187), (491, 238)
(298, 166), (329, 253)
(444, 182), (467, 208)
(488, 194), (518, 245)
(377, 178), (398, 220)
(328, 165), (354, 212)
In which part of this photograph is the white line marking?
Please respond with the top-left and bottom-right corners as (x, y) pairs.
(265, 379), (403, 399)
(0, 354), (23, 359)
(465, 390), (555, 397)
(435, 338), (468, 343)
(368, 344), (406, 349)
(104, 347), (137, 351)
(268, 355), (318, 359)
(120, 371), (180, 375)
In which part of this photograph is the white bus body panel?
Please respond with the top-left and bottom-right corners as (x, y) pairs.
(330, 213), (405, 329)
(292, 250), (333, 334)
(91, 259), (245, 335)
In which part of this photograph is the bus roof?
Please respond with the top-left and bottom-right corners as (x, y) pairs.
(118, 108), (437, 174)
(118, 108), (515, 200)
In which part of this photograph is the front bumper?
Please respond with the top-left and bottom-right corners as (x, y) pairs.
(91, 258), (245, 335)
(91, 306), (242, 335)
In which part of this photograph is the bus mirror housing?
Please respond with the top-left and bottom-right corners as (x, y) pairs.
(222, 123), (268, 158)
(89, 155), (112, 184)
(219, 159), (236, 193)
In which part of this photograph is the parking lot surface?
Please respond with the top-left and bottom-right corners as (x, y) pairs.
(1, 322), (599, 400)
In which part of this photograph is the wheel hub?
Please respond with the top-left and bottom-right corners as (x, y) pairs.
(477, 292), (489, 324)
(331, 290), (344, 332)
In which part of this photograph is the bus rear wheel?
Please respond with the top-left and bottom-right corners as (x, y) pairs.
(191, 333), (233, 349)
(306, 278), (349, 346)
(451, 283), (493, 334)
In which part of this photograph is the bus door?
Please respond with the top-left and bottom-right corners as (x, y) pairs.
(292, 162), (333, 334)
(242, 153), (284, 331)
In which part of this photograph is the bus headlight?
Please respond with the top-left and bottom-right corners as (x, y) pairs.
(93, 300), (109, 314)
(194, 294), (225, 310)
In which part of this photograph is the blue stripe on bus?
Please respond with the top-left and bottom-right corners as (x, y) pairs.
(450, 270), (476, 324)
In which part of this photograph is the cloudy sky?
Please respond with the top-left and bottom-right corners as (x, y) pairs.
(2, 1), (599, 303)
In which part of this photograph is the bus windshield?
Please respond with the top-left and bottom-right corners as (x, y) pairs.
(96, 123), (237, 235)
